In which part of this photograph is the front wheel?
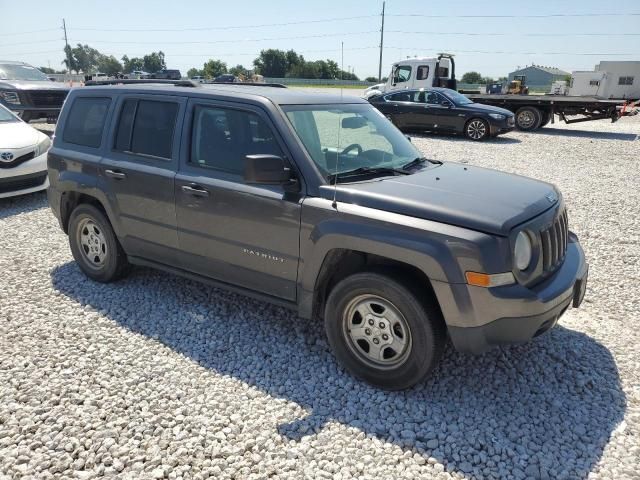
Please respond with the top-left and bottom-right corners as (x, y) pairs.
(324, 271), (445, 390)
(465, 118), (489, 141)
(68, 204), (130, 282)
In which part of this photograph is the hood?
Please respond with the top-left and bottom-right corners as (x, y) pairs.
(322, 163), (559, 236)
(464, 102), (513, 116)
(0, 121), (43, 148)
(0, 80), (70, 91)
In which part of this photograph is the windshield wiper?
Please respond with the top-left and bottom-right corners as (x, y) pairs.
(328, 166), (409, 183)
(401, 157), (442, 170)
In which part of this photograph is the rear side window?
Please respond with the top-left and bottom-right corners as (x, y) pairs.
(114, 99), (178, 159)
(190, 105), (283, 175)
(416, 65), (429, 81)
(63, 97), (111, 148)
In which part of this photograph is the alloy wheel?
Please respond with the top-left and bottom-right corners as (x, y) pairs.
(467, 120), (487, 140)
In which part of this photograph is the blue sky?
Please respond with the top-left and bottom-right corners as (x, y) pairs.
(2, 0), (639, 78)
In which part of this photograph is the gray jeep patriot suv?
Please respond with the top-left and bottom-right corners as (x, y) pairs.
(47, 81), (588, 389)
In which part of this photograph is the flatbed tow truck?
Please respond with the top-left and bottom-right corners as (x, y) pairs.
(368, 55), (639, 131)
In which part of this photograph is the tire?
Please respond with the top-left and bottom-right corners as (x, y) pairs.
(324, 270), (446, 390)
(68, 204), (130, 282)
(539, 111), (551, 128)
(515, 106), (542, 131)
(464, 118), (490, 141)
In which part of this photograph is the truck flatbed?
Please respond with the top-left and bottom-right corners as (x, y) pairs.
(465, 94), (636, 130)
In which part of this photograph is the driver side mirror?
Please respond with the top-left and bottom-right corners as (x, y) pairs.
(441, 100), (453, 108)
(244, 155), (292, 185)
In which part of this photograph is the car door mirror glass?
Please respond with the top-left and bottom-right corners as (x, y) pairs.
(441, 100), (453, 108)
(244, 154), (292, 185)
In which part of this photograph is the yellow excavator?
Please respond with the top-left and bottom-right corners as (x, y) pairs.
(507, 75), (529, 95)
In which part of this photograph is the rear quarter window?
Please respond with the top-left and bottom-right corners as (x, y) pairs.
(62, 97), (111, 148)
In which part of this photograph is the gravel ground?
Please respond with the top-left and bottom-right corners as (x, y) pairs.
(1, 114), (639, 479)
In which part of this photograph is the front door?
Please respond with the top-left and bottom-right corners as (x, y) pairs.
(175, 100), (302, 301)
(99, 94), (186, 265)
(423, 91), (462, 132)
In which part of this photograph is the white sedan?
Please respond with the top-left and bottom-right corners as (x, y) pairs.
(0, 104), (51, 199)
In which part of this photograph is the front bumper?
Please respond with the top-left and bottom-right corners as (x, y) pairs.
(435, 233), (588, 354)
(0, 151), (49, 198)
(489, 117), (516, 136)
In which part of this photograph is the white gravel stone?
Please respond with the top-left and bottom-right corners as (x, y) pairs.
(1, 114), (639, 479)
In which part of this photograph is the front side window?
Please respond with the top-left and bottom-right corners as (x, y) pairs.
(63, 97), (111, 148)
(393, 66), (412, 84)
(283, 104), (424, 181)
(114, 99), (178, 159)
(416, 65), (430, 81)
(190, 105), (283, 175)
(618, 76), (634, 86)
(441, 89), (473, 105)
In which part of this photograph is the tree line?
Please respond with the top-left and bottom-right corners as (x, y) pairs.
(188, 49), (361, 81)
(52, 44), (365, 81)
(460, 71), (507, 85)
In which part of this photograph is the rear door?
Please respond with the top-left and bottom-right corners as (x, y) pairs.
(99, 94), (186, 265)
(174, 99), (302, 300)
(379, 91), (415, 129)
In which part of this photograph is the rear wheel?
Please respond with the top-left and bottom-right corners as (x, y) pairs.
(464, 118), (489, 141)
(515, 106), (542, 131)
(324, 270), (445, 390)
(68, 204), (130, 282)
(539, 111), (551, 127)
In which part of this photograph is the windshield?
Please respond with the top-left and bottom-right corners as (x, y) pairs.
(0, 105), (19, 122)
(442, 89), (474, 105)
(0, 63), (49, 81)
(283, 104), (424, 182)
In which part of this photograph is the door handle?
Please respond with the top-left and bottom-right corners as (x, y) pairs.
(181, 184), (210, 197)
(104, 169), (126, 179)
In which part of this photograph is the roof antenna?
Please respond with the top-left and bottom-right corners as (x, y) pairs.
(332, 41), (344, 210)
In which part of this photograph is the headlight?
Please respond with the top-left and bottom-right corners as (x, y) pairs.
(489, 113), (505, 120)
(0, 90), (21, 105)
(34, 136), (52, 157)
(514, 231), (533, 271)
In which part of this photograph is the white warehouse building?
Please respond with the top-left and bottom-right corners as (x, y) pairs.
(569, 61), (640, 100)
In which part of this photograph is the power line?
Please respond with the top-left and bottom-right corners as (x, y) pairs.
(387, 30), (640, 37)
(2, 38), (63, 47)
(71, 15), (378, 32)
(0, 28), (59, 37)
(70, 30), (379, 46)
(385, 46), (638, 56)
(388, 12), (640, 18)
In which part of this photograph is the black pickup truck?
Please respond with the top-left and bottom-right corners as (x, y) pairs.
(47, 80), (588, 389)
(0, 61), (69, 123)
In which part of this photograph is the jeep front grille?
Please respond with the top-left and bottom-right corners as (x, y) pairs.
(541, 208), (568, 271)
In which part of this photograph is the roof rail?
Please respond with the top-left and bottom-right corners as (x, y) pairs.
(208, 82), (287, 88)
(84, 79), (198, 87)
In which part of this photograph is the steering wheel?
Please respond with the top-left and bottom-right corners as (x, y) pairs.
(341, 143), (363, 156)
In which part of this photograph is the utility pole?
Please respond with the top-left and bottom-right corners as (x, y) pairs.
(62, 19), (72, 74)
(378, 1), (385, 82)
